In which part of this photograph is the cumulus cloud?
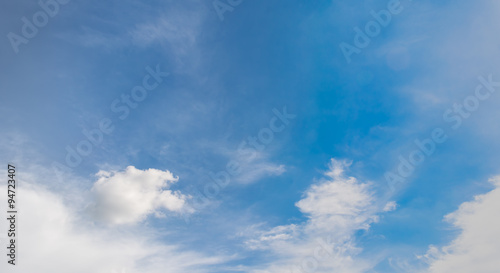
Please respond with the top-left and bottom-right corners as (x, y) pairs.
(422, 176), (500, 273)
(0, 183), (227, 273)
(241, 159), (387, 273)
(89, 166), (193, 225)
(296, 160), (376, 234)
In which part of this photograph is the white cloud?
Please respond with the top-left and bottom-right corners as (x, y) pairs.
(296, 159), (376, 234)
(131, 14), (199, 50)
(232, 148), (286, 184)
(64, 2), (208, 75)
(422, 176), (500, 273)
(0, 183), (228, 273)
(244, 224), (300, 251)
(129, 3), (207, 73)
(383, 201), (398, 212)
(89, 166), (193, 225)
(241, 159), (387, 273)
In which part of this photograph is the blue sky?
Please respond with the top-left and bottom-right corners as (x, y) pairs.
(1, 0), (500, 272)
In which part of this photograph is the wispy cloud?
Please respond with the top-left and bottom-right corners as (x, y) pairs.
(231, 148), (286, 184)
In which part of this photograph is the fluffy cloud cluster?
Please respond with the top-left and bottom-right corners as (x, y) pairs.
(0, 183), (226, 273)
(422, 177), (500, 273)
(89, 166), (193, 225)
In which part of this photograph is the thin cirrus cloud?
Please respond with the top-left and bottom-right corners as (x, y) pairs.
(232, 148), (286, 184)
(130, 4), (208, 72)
(73, 3), (207, 71)
(88, 166), (193, 225)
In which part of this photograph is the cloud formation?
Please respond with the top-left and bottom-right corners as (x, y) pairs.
(0, 183), (226, 273)
(89, 166), (192, 225)
(422, 177), (500, 273)
(242, 159), (392, 273)
(232, 149), (286, 184)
